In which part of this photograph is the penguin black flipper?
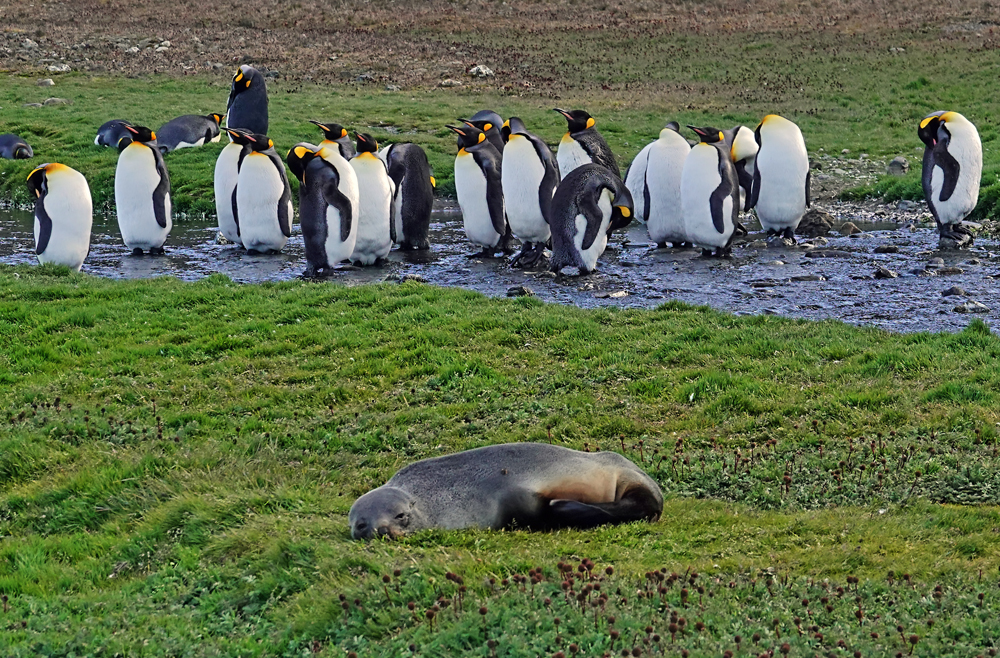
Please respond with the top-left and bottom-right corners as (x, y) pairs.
(266, 150), (292, 238)
(530, 136), (560, 225)
(933, 144), (962, 203)
(321, 175), (354, 243)
(151, 148), (171, 229)
(476, 150), (507, 237)
(805, 170), (812, 208)
(579, 180), (610, 252)
(642, 175), (652, 223)
(34, 199), (53, 256)
(709, 153), (736, 235)
(747, 160), (761, 211)
(735, 160), (754, 211)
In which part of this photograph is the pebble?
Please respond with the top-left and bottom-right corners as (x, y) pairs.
(926, 257), (945, 268)
(790, 274), (827, 282)
(506, 285), (534, 297)
(965, 258), (981, 265)
(47, 63), (71, 73)
(887, 157), (910, 175)
(896, 199), (916, 211)
(874, 267), (898, 279)
(385, 84), (401, 92)
(595, 290), (628, 299)
(439, 79), (463, 87)
(936, 266), (964, 275)
(43, 97), (71, 105)
(873, 245), (899, 254)
(467, 64), (494, 77)
(839, 222), (862, 236)
(37, 78), (54, 86)
(954, 301), (990, 314)
(804, 249), (852, 259)
(941, 286), (967, 297)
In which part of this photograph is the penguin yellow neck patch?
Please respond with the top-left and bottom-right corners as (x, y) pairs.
(458, 147), (467, 156)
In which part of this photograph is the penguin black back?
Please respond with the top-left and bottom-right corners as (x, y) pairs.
(464, 109), (505, 152)
(95, 120), (133, 149)
(155, 113), (225, 154)
(227, 65), (268, 135)
(381, 143), (434, 250)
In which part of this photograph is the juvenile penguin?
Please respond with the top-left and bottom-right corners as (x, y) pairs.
(462, 109), (505, 153)
(626, 122), (691, 248)
(0, 134), (33, 159)
(235, 132), (293, 253)
(114, 123), (171, 255)
(748, 114), (810, 242)
(728, 125), (758, 212)
(26, 163), (92, 271)
(918, 110), (982, 249)
(214, 128), (252, 247)
(156, 113), (225, 154)
(549, 163), (633, 274)
(349, 443), (663, 539)
(681, 126), (739, 258)
(554, 108), (619, 179)
(226, 65), (268, 136)
(378, 142), (434, 250)
(447, 123), (509, 257)
(95, 119), (132, 148)
(501, 116), (559, 268)
(309, 120), (355, 160)
(287, 144), (357, 276)
(348, 133), (394, 265)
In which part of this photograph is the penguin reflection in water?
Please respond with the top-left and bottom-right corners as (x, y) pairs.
(27, 163), (93, 271)
(681, 126), (739, 258)
(447, 123), (512, 257)
(918, 110), (982, 249)
(114, 123), (171, 255)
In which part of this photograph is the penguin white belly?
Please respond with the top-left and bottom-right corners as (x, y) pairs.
(932, 138), (981, 225)
(572, 190), (612, 272)
(350, 155), (393, 265)
(210, 134), (221, 143)
(36, 173), (93, 272)
(174, 137), (206, 151)
(755, 134), (808, 231)
(236, 153), (289, 253)
(502, 137), (550, 243)
(115, 144), (170, 250)
(455, 152), (500, 248)
(682, 146), (729, 249)
(323, 204), (357, 265)
(214, 143), (243, 246)
(624, 143), (652, 225)
(557, 135), (593, 179)
(392, 182), (405, 243)
(319, 147), (361, 221)
(646, 140), (689, 245)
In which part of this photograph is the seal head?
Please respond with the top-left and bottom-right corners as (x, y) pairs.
(349, 486), (425, 539)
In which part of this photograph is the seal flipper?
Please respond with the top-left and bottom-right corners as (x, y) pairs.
(546, 499), (616, 528)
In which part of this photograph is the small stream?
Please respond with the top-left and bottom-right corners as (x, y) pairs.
(2, 202), (998, 333)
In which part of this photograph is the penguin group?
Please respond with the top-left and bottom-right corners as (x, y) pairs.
(10, 62), (987, 275)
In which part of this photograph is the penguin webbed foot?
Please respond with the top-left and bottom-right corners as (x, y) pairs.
(130, 248), (145, 256)
(938, 224), (975, 249)
(467, 247), (500, 259)
(699, 248), (714, 259)
(734, 221), (749, 237)
(399, 240), (431, 251)
(715, 246), (733, 259)
(149, 246), (166, 255)
(510, 242), (547, 269)
(781, 227), (797, 244)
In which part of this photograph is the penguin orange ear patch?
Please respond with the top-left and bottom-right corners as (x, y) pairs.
(293, 146), (309, 159)
(340, 128), (348, 138)
(586, 117), (596, 129)
(617, 206), (631, 218)
(268, 139), (274, 148)
(430, 176), (436, 187)
(483, 123), (493, 132)
(477, 133), (485, 144)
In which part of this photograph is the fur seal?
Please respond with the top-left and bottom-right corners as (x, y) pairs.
(349, 443), (663, 539)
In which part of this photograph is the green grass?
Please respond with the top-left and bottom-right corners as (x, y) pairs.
(2, 266), (1000, 655)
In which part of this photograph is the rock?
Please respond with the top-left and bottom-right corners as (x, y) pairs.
(127, 46), (139, 54)
(154, 46), (169, 53)
(859, 153), (869, 160)
(354, 73), (374, 83)
(22, 103), (43, 108)
(595, 290), (628, 299)
(467, 64), (494, 77)
(385, 84), (401, 92)
(22, 38), (38, 50)
(506, 285), (534, 297)
(215, 231), (233, 245)
(790, 274), (827, 282)
(765, 235), (796, 248)
(937, 266), (964, 275)
(966, 258), (981, 265)
(750, 279), (781, 288)
(804, 249), (853, 259)
(37, 78), (54, 87)
(265, 70), (281, 79)
(160, 40), (171, 48)
(939, 233), (973, 250)
(47, 63), (71, 73)
(954, 301), (989, 314)
(796, 208), (837, 237)
(874, 245), (899, 254)
(896, 199), (916, 211)
(439, 78), (463, 87)
(887, 157), (910, 175)
(926, 257), (945, 268)
(832, 168), (848, 175)
(799, 236), (829, 248)
(841, 148), (850, 154)
(942, 286), (967, 297)
(915, 269), (937, 277)
(43, 97), (71, 105)
(839, 222), (862, 236)
(874, 267), (898, 279)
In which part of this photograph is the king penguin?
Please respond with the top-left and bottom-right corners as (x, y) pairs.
(26, 163), (93, 271)
(95, 119), (132, 148)
(727, 125), (758, 213)
(287, 144), (357, 276)
(156, 113), (225, 154)
(0, 134), (33, 160)
(214, 128), (251, 247)
(553, 108), (619, 179)
(309, 120), (356, 160)
(548, 163), (633, 274)
(114, 123), (171, 255)
(378, 142), (434, 250)
(447, 123), (509, 257)
(918, 110), (982, 249)
(235, 132), (293, 253)
(462, 110), (505, 153)
(625, 122), (691, 248)
(681, 126), (739, 258)
(226, 65), (268, 136)
(501, 116), (559, 268)
(349, 133), (394, 265)
(747, 114), (810, 242)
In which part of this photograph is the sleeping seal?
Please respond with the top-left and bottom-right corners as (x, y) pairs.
(349, 442), (663, 539)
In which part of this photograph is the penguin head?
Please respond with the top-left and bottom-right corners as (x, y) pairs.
(500, 117), (528, 143)
(609, 183), (634, 226)
(122, 123), (156, 145)
(26, 163), (51, 198)
(729, 125), (758, 162)
(918, 111), (948, 147)
(469, 109), (503, 126)
(231, 65), (257, 94)
(688, 126), (725, 144)
(246, 133), (275, 153)
(286, 143), (318, 183)
(354, 132), (378, 154)
(753, 114), (798, 146)
(309, 120), (350, 143)
(226, 128), (256, 146)
(446, 124), (486, 151)
(208, 113), (226, 126)
(459, 117), (496, 136)
(554, 108), (595, 133)
(116, 136), (134, 152)
(13, 142), (33, 159)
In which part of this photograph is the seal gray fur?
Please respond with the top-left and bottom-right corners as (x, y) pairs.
(349, 442), (663, 539)
(0, 133), (33, 159)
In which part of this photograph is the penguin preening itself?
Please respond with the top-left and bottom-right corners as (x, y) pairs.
(727, 125), (758, 212)
(681, 126), (739, 258)
(287, 144), (357, 276)
(624, 122), (690, 248)
(548, 163), (633, 274)
(215, 128), (252, 247)
(349, 133), (394, 266)
(918, 110), (982, 249)
(156, 113), (225, 154)
(554, 108), (619, 179)
(234, 132), (293, 254)
(0, 134), (33, 160)
(378, 142), (434, 251)
(27, 163), (93, 271)
(447, 123), (510, 257)
(501, 116), (559, 268)
(747, 114), (810, 242)
(309, 120), (356, 160)
(227, 65), (268, 136)
(114, 123), (171, 255)
(463, 110), (505, 153)
(95, 120), (132, 148)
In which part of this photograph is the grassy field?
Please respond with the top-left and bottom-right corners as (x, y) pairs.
(2, 265), (1000, 655)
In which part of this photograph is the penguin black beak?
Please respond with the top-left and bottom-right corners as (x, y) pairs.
(553, 108), (571, 120)
(309, 120), (330, 131)
(445, 125), (465, 136)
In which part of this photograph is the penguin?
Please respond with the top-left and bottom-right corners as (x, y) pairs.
(309, 120), (355, 160)
(0, 134), (33, 159)
(553, 108), (619, 179)
(500, 116), (559, 268)
(214, 128), (251, 247)
(747, 114), (810, 242)
(446, 123), (510, 257)
(114, 123), (171, 255)
(95, 120), (133, 148)
(377, 142), (434, 251)
(549, 163), (633, 274)
(287, 144), (357, 276)
(156, 113), (225, 154)
(625, 122), (691, 248)
(727, 125), (758, 212)
(623, 140), (653, 226)
(681, 126), (739, 258)
(348, 133), (394, 266)
(234, 132), (293, 253)
(918, 110), (982, 248)
(463, 109), (505, 153)
(26, 163), (92, 271)
(226, 65), (268, 136)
